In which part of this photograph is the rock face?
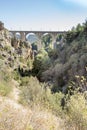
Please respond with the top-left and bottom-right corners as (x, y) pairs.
(0, 28), (11, 47)
(0, 22), (35, 74)
(0, 21), (4, 30)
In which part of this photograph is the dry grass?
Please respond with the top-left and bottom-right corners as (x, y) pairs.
(0, 96), (32, 130)
(30, 106), (63, 130)
(0, 95), (64, 130)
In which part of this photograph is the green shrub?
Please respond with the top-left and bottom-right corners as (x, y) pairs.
(65, 93), (87, 130)
(19, 76), (45, 105)
(27, 59), (33, 70)
(2, 71), (12, 83)
(0, 54), (4, 60)
(0, 68), (12, 83)
(12, 70), (20, 81)
(19, 56), (25, 63)
(19, 76), (64, 117)
(33, 49), (51, 78)
(47, 92), (64, 116)
(4, 45), (11, 52)
(26, 125), (33, 130)
(0, 81), (12, 96)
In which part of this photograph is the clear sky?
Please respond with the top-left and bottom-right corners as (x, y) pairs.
(0, 0), (87, 31)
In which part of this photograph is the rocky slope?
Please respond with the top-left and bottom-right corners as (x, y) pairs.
(0, 27), (64, 130)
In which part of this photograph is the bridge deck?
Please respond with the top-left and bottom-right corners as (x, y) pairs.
(9, 30), (66, 33)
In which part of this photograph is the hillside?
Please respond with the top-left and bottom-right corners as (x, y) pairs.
(35, 21), (87, 93)
(0, 21), (87, 130)
(0, 23), (64, 130)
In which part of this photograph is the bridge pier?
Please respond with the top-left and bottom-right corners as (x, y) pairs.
(51, 34), (57, 49)
(12, 32), (16, 38)
(20, 32), (26, 41)
(36, 33), (43, 50)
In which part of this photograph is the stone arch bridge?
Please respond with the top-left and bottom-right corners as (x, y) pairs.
(10, 30), (66, 41)
(9, 30), (66, 49)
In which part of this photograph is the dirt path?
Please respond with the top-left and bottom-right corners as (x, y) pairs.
(0, 80), (32, 130)
(0, 80), (64, 130)
(9, 86), (20, 102)
(8, 79), (20, 103)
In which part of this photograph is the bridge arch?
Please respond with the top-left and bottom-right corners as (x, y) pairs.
(41, 33), (52, 47)
(25, 32), (38, 43)
(15, 32), (21, 39)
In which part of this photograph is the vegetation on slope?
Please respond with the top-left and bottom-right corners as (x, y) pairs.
(0, 20), (87, 129)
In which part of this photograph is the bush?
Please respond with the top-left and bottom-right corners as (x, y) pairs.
(0, 98), (31, 130)
(4, 45), (11, 52)
(65, 93), (87, 130)
(12, 70), (20, 81)
(46, 92), (64, 116)
(0, 66), (12, 96)
(0, 54), (4, 60)
(19, 76), (64, 117)
(33, 49), (51, 79)
(19, 76), (46, 105)
(0, 68), (12, 82)
(0, 81), (12, 96)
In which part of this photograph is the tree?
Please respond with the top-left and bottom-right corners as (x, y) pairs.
(31, 42), (38, 51)
(32, 49), (51, 79)
(76, 23), (83, 32)
(56, 34), (63, 42)
(42, 34), (52, 47)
